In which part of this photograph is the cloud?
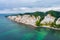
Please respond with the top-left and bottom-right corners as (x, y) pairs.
(0, 0), (60, 13)
(0, 7), (60, 14)
(0, 0), (60, 10)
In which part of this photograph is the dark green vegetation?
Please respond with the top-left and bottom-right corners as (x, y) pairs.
(45, 10), (60, 28)
(35, 19), (40, 26)
(6, 10), (60, 28)
(46, 10), (60, 18)
(20, 10), (60, 28)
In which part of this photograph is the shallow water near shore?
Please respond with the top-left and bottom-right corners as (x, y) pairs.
(0, 15), (60, 40)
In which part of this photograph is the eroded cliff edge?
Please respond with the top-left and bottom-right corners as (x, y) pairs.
(7, 10), (60, 30)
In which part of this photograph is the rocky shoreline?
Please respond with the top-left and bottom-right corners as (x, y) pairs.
(7, 15), (60, 31)
(16, 22), (60, 30)
(9, 19), (60, 30)
(15, 22), (60, 30)
(7, 11), (60, 31)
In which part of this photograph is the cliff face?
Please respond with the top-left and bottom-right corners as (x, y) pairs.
(41, 14), (55, 25)
(56, 18), (60, 25)
(8, 15), (40, 27)
(8, 14), (60, 27)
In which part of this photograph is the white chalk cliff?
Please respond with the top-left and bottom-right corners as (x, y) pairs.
(8, 14), (60, 27)
(8, 15), (40, 27)
(56, 18), (60, 25)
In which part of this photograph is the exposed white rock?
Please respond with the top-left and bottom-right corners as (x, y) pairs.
(14, 15), (21, 22)
(37, 16), (40, 20)
(41, 14), (55, 24)
(8, 15), (40, 26)
(8, 16), (11, 19)
(8, 16), (17, 20)
(7, 14), (60, 30)
(56, 18), (60, 25)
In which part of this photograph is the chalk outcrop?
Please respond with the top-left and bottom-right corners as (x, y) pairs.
(8, 16), (17, 20)
(8, 15), (40, 27)
(8, 14), (56, 27)
(7, 14), (60, 30)
(56, 18), (60, 25)
(41, 14), (55, 24)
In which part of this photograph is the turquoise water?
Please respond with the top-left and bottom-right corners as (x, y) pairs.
(0, 16), (60, 40)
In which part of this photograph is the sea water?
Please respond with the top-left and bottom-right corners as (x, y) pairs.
(0, 14), (60, 40)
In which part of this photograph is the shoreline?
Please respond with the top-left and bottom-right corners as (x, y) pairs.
(7, 14), (60, 31)
(9, 19), (60, 31)
(17, 22), (60, 30)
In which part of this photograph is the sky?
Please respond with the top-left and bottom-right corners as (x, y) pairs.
(0, 0), (60, 13)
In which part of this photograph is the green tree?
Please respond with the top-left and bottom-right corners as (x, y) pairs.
(35, 19), (40, 26)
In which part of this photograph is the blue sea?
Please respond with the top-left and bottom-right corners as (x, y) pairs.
(0, 14), (60, 40)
